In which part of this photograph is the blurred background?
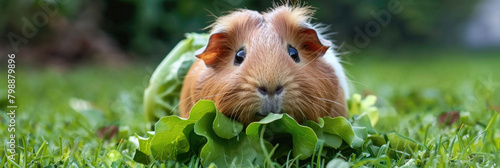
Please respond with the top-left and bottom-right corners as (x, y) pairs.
(1, 0), (500, 140)
(1, 0), (499, 67)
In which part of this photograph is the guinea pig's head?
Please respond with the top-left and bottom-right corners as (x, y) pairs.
(194, 6), (348, 124)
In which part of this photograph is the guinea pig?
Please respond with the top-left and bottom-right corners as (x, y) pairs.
(179, 5), (349, 124)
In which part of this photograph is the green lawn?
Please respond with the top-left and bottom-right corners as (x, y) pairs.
(1, 49), (499, 167)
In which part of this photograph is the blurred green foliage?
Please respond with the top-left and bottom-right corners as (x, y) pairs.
(0, 0), (480, 59)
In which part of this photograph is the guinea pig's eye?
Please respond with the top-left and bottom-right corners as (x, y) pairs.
(234, 48), (246, 66)
(288, 45), (300, 63)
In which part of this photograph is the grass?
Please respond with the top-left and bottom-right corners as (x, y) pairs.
(1, 49), (499, 167)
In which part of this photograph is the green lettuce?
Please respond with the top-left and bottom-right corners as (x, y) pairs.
(134, 96), (407, 167)
(144, 33), (209, 121)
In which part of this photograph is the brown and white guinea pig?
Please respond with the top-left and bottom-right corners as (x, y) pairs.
(179, 5), (350, 124)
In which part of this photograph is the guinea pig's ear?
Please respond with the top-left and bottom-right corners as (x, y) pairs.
(195, 33), (231, 67)
(299, 29), (331, 57)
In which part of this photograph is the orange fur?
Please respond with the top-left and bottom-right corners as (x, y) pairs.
(179, 5), (347, 124)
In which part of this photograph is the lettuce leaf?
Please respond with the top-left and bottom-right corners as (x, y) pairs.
(144, 33), (209, 121)
(134, 97), (387, 167)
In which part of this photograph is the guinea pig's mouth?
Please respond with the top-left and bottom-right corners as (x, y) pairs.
(254, 109), (286, 121)
(255, 94), (285, 121)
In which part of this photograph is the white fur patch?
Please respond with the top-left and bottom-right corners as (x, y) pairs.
(323, 49), (350, 99)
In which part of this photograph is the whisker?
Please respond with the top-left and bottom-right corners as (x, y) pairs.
(302, 94), (331, 117)
(293, 99), (309, 122)
(303, 93), (345, 117)
(347, 79), (367, 88)
(230, 100), (245, 120)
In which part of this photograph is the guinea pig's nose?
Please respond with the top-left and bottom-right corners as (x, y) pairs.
(258, 86), (284, 95)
